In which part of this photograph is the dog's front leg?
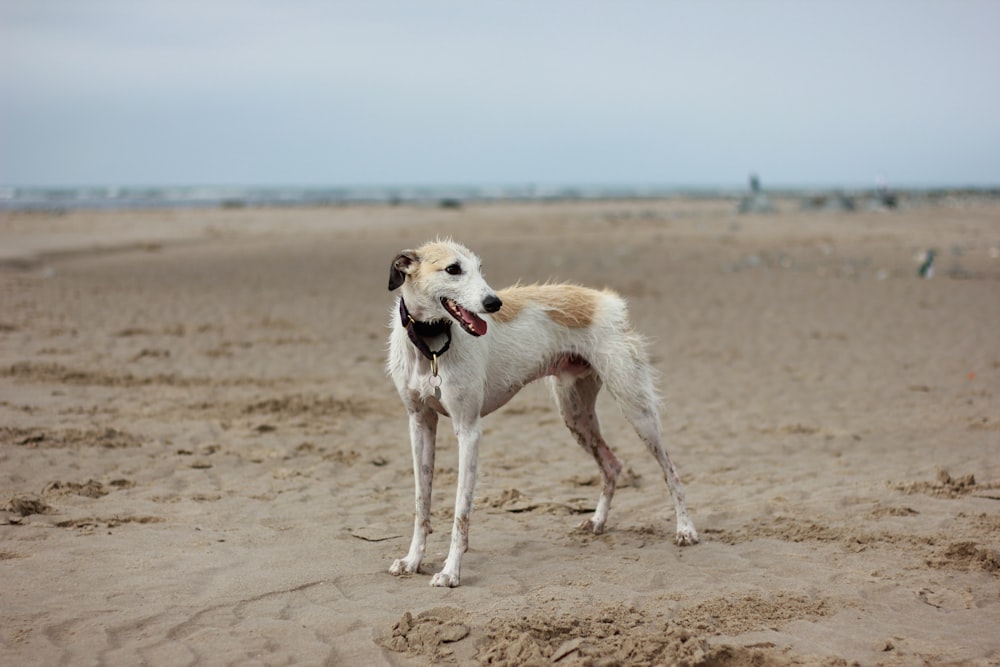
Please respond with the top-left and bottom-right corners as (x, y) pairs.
(390, 407), (438, 576)
(429, 418), (481, 587)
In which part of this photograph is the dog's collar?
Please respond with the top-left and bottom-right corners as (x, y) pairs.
(399, 297), (452, 361)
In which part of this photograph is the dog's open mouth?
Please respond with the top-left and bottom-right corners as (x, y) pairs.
(441, 298), (488, 336)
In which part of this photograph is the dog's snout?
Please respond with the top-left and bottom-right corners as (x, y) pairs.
(483, 295), (502, 313)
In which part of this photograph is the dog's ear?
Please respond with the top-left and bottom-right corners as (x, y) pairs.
(388, 250), (418, 291)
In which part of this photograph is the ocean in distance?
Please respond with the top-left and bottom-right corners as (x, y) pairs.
(1, 183), (995, 212)
(0, 184), (739, 212)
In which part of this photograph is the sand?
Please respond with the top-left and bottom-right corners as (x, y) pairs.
(1, 198), (998, 666)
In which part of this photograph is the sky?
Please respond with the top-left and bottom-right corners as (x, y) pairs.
(1, 1), (999, 189)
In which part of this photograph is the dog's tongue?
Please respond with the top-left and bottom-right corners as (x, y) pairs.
(443, 297), (489, 336)
(460, 305), (488, 335)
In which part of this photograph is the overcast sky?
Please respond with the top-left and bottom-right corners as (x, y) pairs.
(1, 1), (998, 188)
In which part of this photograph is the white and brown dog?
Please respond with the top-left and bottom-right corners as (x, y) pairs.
(387, 239), (698, 587)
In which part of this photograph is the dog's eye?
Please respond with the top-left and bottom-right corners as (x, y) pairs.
(445, 264), (463, 276)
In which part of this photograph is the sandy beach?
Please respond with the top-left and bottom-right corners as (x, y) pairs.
(2, 197), (999, 666)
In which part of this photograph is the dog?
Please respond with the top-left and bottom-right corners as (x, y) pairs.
(386, 239), (698, 587)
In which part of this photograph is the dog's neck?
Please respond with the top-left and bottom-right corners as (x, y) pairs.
(398, 297), (452, 360)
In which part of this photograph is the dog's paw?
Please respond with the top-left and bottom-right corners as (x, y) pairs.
(577, 517), (606, 535)
(674, 519), (699, 546)
(389, 557), (420, 576)
(429, 571), (460, 588)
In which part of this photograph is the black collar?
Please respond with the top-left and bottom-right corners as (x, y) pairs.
(399, 297), (452, 361)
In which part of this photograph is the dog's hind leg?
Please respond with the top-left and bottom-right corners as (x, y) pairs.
(626, 401), (699, 545)
(602, 353), (699, 546)
(550, 373), (622, 534)
(390, 407), (438, 576)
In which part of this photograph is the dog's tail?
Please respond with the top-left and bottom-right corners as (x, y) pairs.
(587, 295), (663, 420)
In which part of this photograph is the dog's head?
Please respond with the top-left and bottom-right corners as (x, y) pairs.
(389, 240), (502, 336)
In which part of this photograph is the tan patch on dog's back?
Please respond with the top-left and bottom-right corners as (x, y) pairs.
(493, 284), (602, 328)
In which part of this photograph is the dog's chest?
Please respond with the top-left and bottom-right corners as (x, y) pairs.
(397, 363), (451, 416)
(390, 331), (448, 410)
